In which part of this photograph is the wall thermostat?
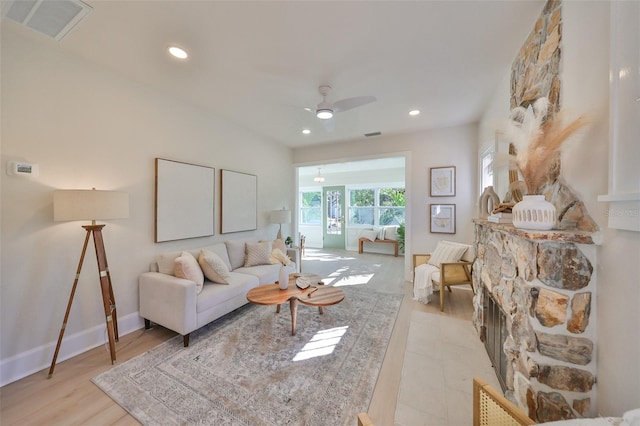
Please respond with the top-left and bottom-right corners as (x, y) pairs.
(7, 161), (39, 177)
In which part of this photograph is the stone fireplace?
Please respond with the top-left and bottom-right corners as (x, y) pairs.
(472, 220), (596, 422)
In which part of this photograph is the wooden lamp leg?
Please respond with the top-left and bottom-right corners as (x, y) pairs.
(48, 224), (118, 378)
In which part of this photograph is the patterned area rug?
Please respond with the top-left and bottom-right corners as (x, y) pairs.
(92, 287), (403, 425)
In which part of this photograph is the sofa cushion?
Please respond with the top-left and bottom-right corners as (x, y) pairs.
(225, 239), (247, 270)
(196, 272), (258, 313)
(174, 251), (205, 293)
(245, 240), (272, 267)
(428, 241), (469, 267)
(156, 250), (183, 275)
(234, 263), (280, 285)
(198, 250), (230, 284)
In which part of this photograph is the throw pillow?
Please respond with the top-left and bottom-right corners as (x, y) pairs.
(174, 251), (204, 294)
(245, 240), (273, 267)
(384, 226), (398, 241)
(376, 227), (386, 240)
(198, 250), (230, 284)
(360, 230), (378, 241)
(427, 241), (468, 267)
(273, 238), (287, 254)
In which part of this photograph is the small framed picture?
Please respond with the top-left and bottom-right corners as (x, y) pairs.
(430, 204), (456, 234)
(430, 166), (456, 197)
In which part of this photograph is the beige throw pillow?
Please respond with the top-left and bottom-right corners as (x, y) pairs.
(198, 250), (230, 284)
(428, 241), (468, 267)
(360, 230), (378, 241)
(273, 238), (287, 254)
(174, 251), (204, 294)
(244, 240), (273, 267)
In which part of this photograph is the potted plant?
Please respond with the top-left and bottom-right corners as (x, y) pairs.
(285, 236), (293, 247)
(397, 223), (405, 253)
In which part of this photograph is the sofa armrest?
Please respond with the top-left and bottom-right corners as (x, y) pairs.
(287, 247), (300, 273)
(139, 272), (198, 335)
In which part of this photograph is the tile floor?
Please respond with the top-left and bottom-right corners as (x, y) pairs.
(395, 310), (502, 425)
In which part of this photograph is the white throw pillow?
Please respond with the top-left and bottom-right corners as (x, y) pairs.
(245, 240), (273, 267)
(385, 226), (398, 241)
(198, 250), (230, 284)
(428, 241), (468, 267)
(376, 227), (386, 240)
(360, 230), (378, 241)
(174, 251), (204, 293)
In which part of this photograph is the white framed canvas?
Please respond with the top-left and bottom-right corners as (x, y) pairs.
(221, 169), (257, 234)
(430, 204), (456, 234)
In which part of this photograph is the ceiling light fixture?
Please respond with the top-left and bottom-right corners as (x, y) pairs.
(313, 168), (325, 183)
(302, 129), (311, 135)
(316, 108), (333, 120)
(168, 46), (188, 59)
(409, 109), (421, 116)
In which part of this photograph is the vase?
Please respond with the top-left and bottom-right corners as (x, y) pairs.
(512, 195), (556, 230)
(278, 266), (290, 290)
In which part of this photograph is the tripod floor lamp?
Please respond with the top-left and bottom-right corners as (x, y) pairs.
(48, 189), (129, 378)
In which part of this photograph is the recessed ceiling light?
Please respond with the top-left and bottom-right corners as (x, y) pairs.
(302, 129), (311, 135)
(409, 109), (420, 116)
(168, 46), (188, 59)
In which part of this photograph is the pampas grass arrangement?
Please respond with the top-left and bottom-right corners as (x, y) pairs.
(503, 98), (588, 196)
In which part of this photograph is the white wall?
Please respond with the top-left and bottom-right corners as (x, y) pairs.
(1, 27), (294, 385)
(293, 125), (478, 280)
(478, 1), (640, 416)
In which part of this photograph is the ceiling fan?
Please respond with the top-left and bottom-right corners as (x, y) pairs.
(310, 85), (376, 120)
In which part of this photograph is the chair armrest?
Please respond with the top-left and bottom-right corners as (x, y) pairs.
(440, 261), (473, 283)
(139, 272), (198, 335)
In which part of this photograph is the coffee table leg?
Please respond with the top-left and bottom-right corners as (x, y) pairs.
(318, 307), (324, 315)
(276, 304), (280, 314)
(290, 299), (298, 335)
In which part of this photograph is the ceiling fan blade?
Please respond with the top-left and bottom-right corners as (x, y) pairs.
(333, 96), (376, 112)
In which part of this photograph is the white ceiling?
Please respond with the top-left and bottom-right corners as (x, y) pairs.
(4, 0), (545, 148)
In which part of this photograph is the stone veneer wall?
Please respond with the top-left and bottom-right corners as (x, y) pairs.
(472, 220), (596, 423)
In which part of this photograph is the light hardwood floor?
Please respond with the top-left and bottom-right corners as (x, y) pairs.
(0, 249), (476, 425)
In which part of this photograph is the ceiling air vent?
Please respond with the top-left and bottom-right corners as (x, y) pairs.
(2, 0), (92, 42)
(364, 132), (382, 137)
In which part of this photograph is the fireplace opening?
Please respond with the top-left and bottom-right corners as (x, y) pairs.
(483, 287), (508, 391)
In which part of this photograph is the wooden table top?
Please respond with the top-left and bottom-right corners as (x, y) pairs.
(246, 282), (344, 307)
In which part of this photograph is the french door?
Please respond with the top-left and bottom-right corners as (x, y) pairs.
(322, 186), (345, 249)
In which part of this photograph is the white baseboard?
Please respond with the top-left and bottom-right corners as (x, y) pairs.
(0, 312), (144, 387)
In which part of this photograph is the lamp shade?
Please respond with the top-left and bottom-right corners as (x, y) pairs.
(54, 190), (129, 222)
(270, 209), (291, 225)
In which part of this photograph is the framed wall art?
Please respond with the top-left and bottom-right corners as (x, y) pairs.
(430, 204), (456, 234)
(221, 169), (257, 234)
(155, 158), (215, 242)
(430, 166), (456, 197)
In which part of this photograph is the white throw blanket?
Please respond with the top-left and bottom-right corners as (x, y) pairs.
(413, 263), (440, 304)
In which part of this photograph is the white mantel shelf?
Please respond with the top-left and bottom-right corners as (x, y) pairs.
(597, 193), (640, 232)
(474, 219), (595, 245)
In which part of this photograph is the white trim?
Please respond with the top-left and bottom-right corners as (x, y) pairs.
(0, 312), (144, 387)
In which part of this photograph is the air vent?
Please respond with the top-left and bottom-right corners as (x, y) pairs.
(2, 0), (92, 41)
(364, 132), (382, 137)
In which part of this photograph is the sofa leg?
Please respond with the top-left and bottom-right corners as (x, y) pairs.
(183, 334), (190, 347)
(144, 319), (151, 329)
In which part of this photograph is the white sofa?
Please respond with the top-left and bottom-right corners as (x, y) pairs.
(139, 239), (298, 346)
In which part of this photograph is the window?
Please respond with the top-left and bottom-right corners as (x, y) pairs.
(300, 191), (321, 225)
(348, 189), (374, 225)
(378, 188), (405, 225)
(480, 146), (494, 193)
(347, 187), (405, 226)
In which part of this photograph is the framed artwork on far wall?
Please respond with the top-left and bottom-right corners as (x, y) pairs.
(430, 204), (456, 234)
(430, 166), (456, 197)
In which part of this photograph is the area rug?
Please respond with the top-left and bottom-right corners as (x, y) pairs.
(92, 287), (403, 425)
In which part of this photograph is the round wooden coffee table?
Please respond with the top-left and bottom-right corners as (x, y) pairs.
(246, 277), (344, 335)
